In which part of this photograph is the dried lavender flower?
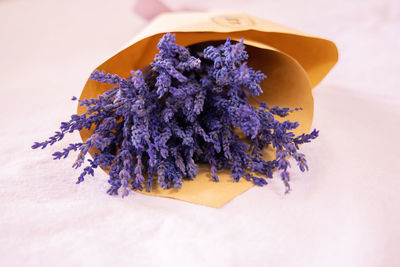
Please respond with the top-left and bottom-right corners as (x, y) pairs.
(32, 33), (318, 196)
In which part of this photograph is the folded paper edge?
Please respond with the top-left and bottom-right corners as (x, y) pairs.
(118, 12), (338, 88)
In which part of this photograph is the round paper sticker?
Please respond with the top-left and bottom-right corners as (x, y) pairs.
(211, 15), (255, 28)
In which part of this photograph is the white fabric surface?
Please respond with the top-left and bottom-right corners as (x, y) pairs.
(0, 0), (399, 266)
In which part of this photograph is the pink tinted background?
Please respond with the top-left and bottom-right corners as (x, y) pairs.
(0, 0), (399, 266)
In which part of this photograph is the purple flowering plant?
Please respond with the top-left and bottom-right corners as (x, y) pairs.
(32, 33), (318, 197)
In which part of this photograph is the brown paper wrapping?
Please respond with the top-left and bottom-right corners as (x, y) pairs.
(78, 12), (338, 208)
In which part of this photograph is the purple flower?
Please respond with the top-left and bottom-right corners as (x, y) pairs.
(32, 33), (318, 196)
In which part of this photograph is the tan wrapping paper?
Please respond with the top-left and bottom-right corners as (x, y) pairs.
(78, 12), (338, 208)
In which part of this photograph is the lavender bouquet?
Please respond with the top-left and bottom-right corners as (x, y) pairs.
(32, 33), (318, 198)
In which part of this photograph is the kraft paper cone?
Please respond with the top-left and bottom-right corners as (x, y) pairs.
(78, 12), (338, 208)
